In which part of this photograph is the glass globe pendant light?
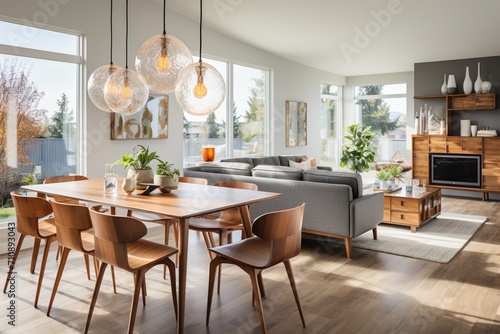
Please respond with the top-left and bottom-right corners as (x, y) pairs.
(135, 0), (193, 94)
(104, 0), (149, 115)
(87, 0), (123, 113)
(175, 0), (226, 116)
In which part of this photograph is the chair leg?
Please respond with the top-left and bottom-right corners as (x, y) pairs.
(92, 255), (99, 279)
(372, 227), (378, 240)
(345, 237), (353, 259)
(128, 270), (145, 334)
(257, 272), (266, 298)
(84, 263), (108, 334)
(164, 258), (178, 320)
(47, 247), (71, 316)
(248, 268), (267, 334)
(55, 245), (61, 261)
(34, 236), (56, 308)
(84, 254), (91, 280)
(206, 256), (221, 326)
(30, 238), (41, 273)
(283, 260), (306, 327)
(110, 266), (117, 294)
(3, 234), (26, 293)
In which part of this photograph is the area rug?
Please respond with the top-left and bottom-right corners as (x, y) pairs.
(350, 212), (487, 263)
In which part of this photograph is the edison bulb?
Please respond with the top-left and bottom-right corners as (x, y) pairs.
(119, 80), (132, 100)
(106, 78), (118, 96)
(156, 53), (171, 71)
(104, 68), (149, 115)
(193, 81), (207, 98)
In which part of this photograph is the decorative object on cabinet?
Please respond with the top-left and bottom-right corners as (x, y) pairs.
(428, 106), (444, 135)
(460, 119), (471, 136)
(447, 74), (456, 94)
(471, 125), (478, 137)
(481, 81), (492, 93)
(441, 74), (447, 95)
(463, 67), (473, 94)
(474, 62), (482, 94)
(440, 120), (446, 135)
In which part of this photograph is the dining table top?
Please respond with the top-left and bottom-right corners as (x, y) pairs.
(23, 178), (281, 219)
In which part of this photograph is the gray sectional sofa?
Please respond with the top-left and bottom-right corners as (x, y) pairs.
(184, 155), (384, 258)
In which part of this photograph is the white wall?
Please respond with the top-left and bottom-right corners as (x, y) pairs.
(0, 0), (345, 177)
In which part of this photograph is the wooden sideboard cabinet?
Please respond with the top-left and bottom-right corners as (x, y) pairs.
(411, 135), (500, 199)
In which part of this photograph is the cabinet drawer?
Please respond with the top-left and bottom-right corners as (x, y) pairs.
(390, 211), (420, 225)
(483, 175), (500, 190)
(391, 198), (419, 212)
(413, 136), (429, 152)
(429, 137), (446, 152)
(446, 137), (462, 153)
(484, 155), (500, 169)
(484, 138), (500, 155)
(462, 137), (482, 153)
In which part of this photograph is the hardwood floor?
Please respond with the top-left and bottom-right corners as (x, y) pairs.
(1, 195), (499, 333)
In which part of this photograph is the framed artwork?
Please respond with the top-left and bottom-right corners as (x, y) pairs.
(110, 96), (169, 140)
(285, 100), (307, 146)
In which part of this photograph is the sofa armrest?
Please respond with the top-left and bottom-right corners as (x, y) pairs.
(349, 192), (384, 237)
(317, 165), (333, 171)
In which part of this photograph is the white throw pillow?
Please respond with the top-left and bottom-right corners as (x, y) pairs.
(289, 159), (312, 170)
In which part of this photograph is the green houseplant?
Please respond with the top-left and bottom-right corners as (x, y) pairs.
(113, 144), (159, 190)
(154, 159), (180, 192)
(339, 123), (377, 173)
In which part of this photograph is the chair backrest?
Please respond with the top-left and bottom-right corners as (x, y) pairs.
(89, 207), (148, 271)
(42, 175), (89, 203)
(49, 199), (93, 252)
(10, 191), (53, 238)
(179, 176), (208, 185)
(214, 181), (258, 223)
(252, 203), (305, 267)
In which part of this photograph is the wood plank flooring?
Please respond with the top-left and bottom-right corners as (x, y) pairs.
(1, 195), (499, 333)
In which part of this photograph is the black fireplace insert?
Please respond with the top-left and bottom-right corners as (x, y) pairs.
(430, 154), (481, 188)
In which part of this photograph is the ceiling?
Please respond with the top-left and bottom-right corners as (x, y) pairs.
(167, 0), (500, 77)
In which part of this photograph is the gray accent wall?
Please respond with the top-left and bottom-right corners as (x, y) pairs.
(414, 56), (500, 136)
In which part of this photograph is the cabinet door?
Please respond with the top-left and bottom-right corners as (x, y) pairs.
(484, 137), (500, 154)
(412, 136), (429, 152)
(462, 137), (482, 154)
(412, 153), (428, 181)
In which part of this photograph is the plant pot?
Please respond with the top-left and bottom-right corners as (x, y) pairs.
(154, 174), (179, 193)
(128, 167), (154, 190)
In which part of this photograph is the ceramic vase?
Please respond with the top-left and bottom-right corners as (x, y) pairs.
(440, 74), (447, 95)
(474, 62), (482, 93)
(471, 125), (478, 137)
(460, 119), (471, 137)
(122, 177), (135, 195)
(481, 81), (492, 93)
(447, 74), (456, 94)
(127, 168), (154, 190)
(463, 67), (472, 94)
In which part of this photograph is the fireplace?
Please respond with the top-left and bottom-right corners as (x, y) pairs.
(430, 154), (481, 188)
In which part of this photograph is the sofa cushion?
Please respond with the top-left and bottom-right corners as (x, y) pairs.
(251, 156), (281, 167)
(289, 159), (313, 170)
(220, 157), (255, 167)
(252, 165), (303, 180)
(303, 169), (363, 198)
(200, 162), (253, 176)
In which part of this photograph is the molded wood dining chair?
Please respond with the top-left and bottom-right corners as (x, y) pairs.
(46, 199), (116, 316)
(84, 207), (178, 334)
(127, 176), (208, 277)
(206, 203), (306, 334)
(188, 181), (258, 292)
(4, 191), (57, 308)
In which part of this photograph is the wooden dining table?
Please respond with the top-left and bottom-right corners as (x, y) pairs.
(23, 178), (280, 334)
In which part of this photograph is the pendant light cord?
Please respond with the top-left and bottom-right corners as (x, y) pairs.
(109, 0), (113, 65)
(162, 0), (166, 35)
(198, 0), (202, 63)
(125, 0), (129, 69)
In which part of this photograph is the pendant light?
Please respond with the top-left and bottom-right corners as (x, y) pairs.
(87, 0), (122, 113)
(175, 0), (225, 116)
(135, 0), (193, 94)
(104, 0), (149, 115)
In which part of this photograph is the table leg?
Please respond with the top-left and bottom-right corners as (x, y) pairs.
(177, 218), (189, 334)
(238, 205), (252, 239)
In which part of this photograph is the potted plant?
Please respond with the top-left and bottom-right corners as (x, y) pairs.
(154, 159), (180, 191)
(113, 144), (159, 190)
(375, 168), (391, 189)
(339, 123), (377, 173)
(386, 164), (403, 183)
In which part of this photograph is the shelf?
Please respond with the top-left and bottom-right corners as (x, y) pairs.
(414, 95), (446, 99)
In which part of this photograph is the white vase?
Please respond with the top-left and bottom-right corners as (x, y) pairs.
(481, 81), (492, 93)
(461, 119), (471, 136)
(463, 67), (472, 94)
(440, 74), (447, 95)
(128, 168), (154, 190)
(121, 177), (135, 195)
(447, 74), (456, 94)
(471, 125), (478, 137)
(474, 62), (482, 93)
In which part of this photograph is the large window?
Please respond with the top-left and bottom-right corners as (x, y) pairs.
(354, 83), (407, 161)
(320, 83), (341, 168)
(183, 58), (270, 166)
(0, 19), (82, 207)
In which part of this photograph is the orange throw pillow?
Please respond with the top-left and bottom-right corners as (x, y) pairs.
(301, 157), (317, 168)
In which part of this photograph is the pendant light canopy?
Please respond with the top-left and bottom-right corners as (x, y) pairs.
(87, 0), (122, 113)
(135, 0), (192, 94)
(175, 0), (225, 116)
(104, 0), (149, 115)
